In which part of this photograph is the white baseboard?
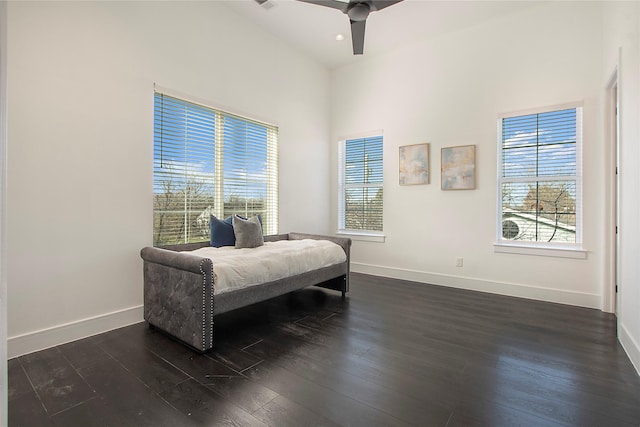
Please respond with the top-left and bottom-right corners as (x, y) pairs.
(619, 322), (640, 376)
(352, 262), (601, 309)
(7, 305), (144, 359)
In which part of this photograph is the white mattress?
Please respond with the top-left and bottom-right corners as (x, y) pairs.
(188, 239), (347, 295)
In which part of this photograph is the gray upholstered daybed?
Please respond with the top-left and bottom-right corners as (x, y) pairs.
(140, 232), (351, 352)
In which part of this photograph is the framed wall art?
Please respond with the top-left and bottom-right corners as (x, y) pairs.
(399, 143), (429, 185)
(441, 145), (476, 190)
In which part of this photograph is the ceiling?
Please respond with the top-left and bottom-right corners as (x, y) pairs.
(224, 0), (542, 69)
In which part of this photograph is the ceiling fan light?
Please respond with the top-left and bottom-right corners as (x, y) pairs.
(347, 2), (370, 21)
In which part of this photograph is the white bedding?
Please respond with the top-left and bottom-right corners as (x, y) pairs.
(188, 239), (347, 295)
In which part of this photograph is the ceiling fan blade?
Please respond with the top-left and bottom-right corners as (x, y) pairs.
(297, 0), (348, 12)
(370, 0), (404, 12)
(254, 0), (276, 10)
(350, 19), (366, 55)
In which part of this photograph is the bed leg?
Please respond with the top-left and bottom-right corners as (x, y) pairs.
(341, 290), (346, 300)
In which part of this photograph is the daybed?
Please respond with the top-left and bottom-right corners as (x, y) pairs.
(140, 232), (351, 352)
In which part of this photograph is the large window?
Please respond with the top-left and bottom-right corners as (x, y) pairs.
(338, 134), (383, 234)
(498, 105), (582, 247)
(153, 92), (278, 246)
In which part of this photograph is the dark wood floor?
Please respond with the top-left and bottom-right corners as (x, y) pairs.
(8, 273), (640, 426)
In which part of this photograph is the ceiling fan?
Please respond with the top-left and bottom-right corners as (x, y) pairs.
(297, 0), (404, 55)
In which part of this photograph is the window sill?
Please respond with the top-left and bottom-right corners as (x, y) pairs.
(494, 242), (587, 259)
(336, 231), (386, 243)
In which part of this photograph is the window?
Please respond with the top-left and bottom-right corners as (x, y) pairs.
(497, 105), (582, 248)
(338, 134), (383, 234)
(153, 92), (278, 246)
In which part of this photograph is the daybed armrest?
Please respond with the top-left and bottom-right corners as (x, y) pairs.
(288, 232), (352, 257)
(140, 246), (214, 352)
(286, 232), (352, 295)
(264, 233), (290, 243)
(140, 246), (211, 274)
(157, 241), (209, 252)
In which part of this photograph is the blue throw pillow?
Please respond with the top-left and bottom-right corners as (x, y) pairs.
(210, 215), (235, 247)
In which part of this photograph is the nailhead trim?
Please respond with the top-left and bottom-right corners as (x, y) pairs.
(200, 260), (206, 351)
(199, 259), (215, 351)
(209, 262), (214, 350)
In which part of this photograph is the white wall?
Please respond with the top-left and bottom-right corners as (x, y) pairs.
(331, 2), (605, 307)
(6, 1), (330, 357)
(602, 2), (640, 374)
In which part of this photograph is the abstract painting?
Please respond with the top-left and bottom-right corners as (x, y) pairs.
(441, 145), (476, 190)
(399, 143), (429, 185)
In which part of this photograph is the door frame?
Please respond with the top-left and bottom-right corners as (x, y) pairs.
(604, 63), (620, 315)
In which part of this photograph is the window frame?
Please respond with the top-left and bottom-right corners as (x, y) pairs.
(495, 102), (586, 259)
(153, 88), (278, 246)
(337, 131), (385, 242)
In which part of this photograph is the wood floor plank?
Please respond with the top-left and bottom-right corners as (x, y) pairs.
(8, 391), (53, 427)
(19, 347), (96, 415)
(143, 332), (243, 383)
(244, 360), (414, 427)
(252, 394), (341, 427)
(160, 378), (268, 426)
(77, 358), (196, 427)
(208, 344), (264, 373)
(57, 336), (113, 370)
(97, 331), (190, 395)
(49, 396), (132, 427)
(8, 358), (33, 402)
(202, 374), (280, 414)
(446, 401), (568, 427)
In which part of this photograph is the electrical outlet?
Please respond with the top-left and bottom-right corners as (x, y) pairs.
(456, 258), (463, 267)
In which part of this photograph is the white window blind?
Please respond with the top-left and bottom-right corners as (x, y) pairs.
(153, 92), (278, 246)
(498, 105), (582, 245)
(338, 135), (384, 233)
